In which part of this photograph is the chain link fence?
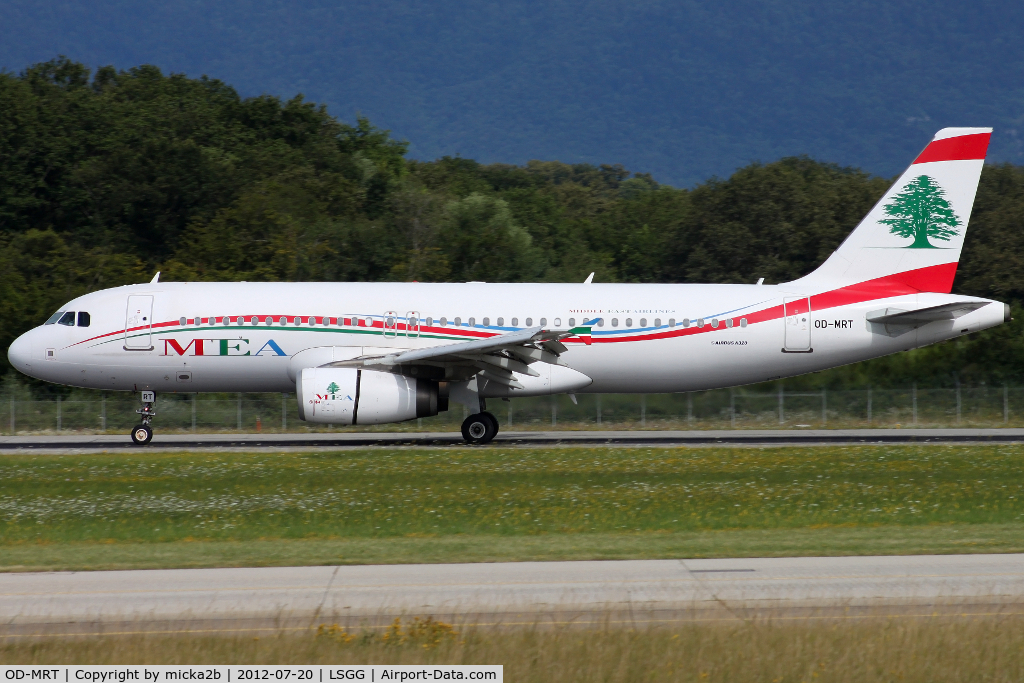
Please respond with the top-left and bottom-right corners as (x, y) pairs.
(3, 384), (1021, 434)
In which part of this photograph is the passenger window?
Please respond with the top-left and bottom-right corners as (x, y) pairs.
(568, 318), (575, 327)
(469, 317), (476, 327)
(654, 318), (661, 327)
(612, 318), (619, 327)
(454, 317), (462, 327)
(640, 318), (647, 327)
(496, 317), (503, 326)
(540, 318), (547, 326)
(625, 318), (632, 327)
(482, 317), (490, 326)
(740, 318), (748, 328)
(78, 312), (91, 327)
(440, 317), (447, 327)
(58, 311), (76, 326)
(511, 317), (518, 326)
(45, 310), (65, 325)
(525, 318), (533, 326)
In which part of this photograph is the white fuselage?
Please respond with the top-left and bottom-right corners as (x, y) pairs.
(7, 280), (1006, 399)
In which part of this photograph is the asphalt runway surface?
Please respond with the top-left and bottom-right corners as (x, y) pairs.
(3, 554), (1024, 636)
(3, 428), (1024, 451)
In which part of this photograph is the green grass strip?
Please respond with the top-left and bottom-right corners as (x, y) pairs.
(2, 444), (1023, 571)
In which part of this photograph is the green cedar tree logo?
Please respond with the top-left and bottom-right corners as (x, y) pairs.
(326, 382), (340, 395)
(879, 175), (961, 248)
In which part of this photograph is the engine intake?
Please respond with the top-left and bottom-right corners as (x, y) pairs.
(297, 367), (445, 425)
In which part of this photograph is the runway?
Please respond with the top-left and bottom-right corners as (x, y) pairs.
(2, 428), (1024, 451)
(3, 554), (1024, 636)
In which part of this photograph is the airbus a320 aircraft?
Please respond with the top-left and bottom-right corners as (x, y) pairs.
(8, 128), (1006, 444)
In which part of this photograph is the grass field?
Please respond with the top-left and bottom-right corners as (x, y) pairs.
(4, 617), (1024, 681)
(2, 444), (1024, 571)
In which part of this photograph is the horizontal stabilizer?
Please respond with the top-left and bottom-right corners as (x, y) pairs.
(866, 301), (988, 337)
(866, 302), (987, 325)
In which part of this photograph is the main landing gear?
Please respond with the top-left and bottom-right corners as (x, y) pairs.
(131, 391), (155, 445)
(461, 411), (499, 444)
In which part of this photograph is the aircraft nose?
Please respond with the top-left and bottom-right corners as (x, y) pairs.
(8, 330), (37, 375)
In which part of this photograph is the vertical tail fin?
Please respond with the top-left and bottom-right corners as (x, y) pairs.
(792, 127), (991, 293)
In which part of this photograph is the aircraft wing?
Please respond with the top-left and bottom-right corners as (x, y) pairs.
(328, 325), (594, 389)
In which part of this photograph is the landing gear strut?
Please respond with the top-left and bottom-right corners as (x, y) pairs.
(131, 391), (155, 445)
(461, 411), (499, 444)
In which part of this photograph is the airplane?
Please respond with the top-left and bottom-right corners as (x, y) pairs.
(7, 127), (1006, 445)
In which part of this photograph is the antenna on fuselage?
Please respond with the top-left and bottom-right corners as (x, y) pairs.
(583, 272), (595, 284)
(150, 271), (161, 284)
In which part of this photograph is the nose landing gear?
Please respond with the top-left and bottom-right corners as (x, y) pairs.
(131, 391), (155, 445)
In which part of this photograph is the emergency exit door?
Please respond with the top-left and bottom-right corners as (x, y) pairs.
(125, 295), (154, 349)
(783, 296), (812, 352)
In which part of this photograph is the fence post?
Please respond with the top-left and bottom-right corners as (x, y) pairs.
(237, 393), (242, 431)
(954, 374), (961, 425)
(282, 393), (288, 431)
(778, 384), (784, 425)
(57, 395), (62, 431)
(596, 395), (602, 425)
(640, 394), (646, 428)
(1004, 384), (1009, 424)
(911, 383), (917, 426)
(821, 389), (827, 426)
(687, 393), (693, 427)
(730, 388), (736, 429)
(101, 396), (106, 431)
(9, 398), (14, 435)
(192, 394), (197, 433)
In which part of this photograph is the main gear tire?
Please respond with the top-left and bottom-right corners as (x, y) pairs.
(462, 413), (498, 444)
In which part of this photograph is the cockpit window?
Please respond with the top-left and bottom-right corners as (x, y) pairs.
(57, 311), (76, 326)
(77, 312), (90, 327)
(44, 311), (64, 325)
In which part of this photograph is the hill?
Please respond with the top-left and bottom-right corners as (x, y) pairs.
(2, 1), (1024, 186)
(2, 60), (1024, 390)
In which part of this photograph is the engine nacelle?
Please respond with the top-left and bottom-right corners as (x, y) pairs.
(297, 367), (443, 425)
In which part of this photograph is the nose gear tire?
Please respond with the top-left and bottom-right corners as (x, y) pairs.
(131, 424), (153, 445)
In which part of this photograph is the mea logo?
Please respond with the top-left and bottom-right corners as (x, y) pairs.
(162, 339), (287, 356)
(318, 382), (353, 401)
(880, 175), (962, 249)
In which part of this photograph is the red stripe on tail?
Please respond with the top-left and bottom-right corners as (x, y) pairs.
(913, 133), (991, 164)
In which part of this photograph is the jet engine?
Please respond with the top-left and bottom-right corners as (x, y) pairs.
(297, 367), (445, 425)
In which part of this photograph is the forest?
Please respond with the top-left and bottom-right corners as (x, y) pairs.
(2, 58), (1024, 394)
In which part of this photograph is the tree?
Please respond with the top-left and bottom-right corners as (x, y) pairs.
(879, 175), (961, 248)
